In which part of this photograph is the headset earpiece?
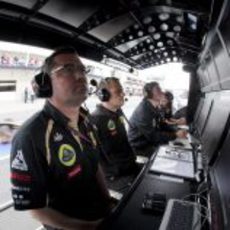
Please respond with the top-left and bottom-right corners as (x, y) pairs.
(97, 88), (111, 102)
(33, 72), (52, 98)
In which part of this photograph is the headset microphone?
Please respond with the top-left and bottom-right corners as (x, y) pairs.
(90, 79), (98, 87)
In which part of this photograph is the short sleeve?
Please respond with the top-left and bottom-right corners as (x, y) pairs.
(10, 131), (48, 210)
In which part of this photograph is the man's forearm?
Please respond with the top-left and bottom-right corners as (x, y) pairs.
(30, 207), (101, 230)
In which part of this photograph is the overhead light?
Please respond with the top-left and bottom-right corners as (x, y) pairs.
(160, 23), (169, 31)
(138, 31), (144, 37)
(176, 15), (183, 23)
(146, 39), (151, 43)
(143, 16), (152, 24)
(142, 48), (146, 52)
(153, 33), (161, 40)
(140, 43), (144, 47)
(173, 57), (178, 61)
(166, 32), (174, 38)
(129, 35), (133, 40)
(167, 40), (174, 46)
(157, 42), (164, 47)
(173, 25), (181, 32)
(161, 60), (165, 64)
(159, 13), (170, 21)
(134, 24), (139, 29)
(163, 52), (168, 57)
(172, 51), (177, 55)
(148, 26), (156, 33)
(166, 58), (171, 62)
(149, 45), (154, 50)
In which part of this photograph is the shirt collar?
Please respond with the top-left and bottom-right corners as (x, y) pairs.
(43, 101), (89, 127)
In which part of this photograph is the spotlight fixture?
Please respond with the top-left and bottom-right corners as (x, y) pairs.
(157, 41), (163, 47)
(176, 15), (183, 23)
(146, 39), (151, 43)
(173, 57), (178, 61)
(159, 13), (170, 21)
(138, 31), (144, 37)
(167, 40), (174, 46)
(160, 23), (169, 31)
(153, 33), (161, 40)
(173, 25), (181, 32)
(166, 32), (174, 38)
(134, 24), (139, 29)
(149, 45), (154, 50)
(143, 16), (152, 24)
(129, 35), (133, 40)
(148, 26), (156, 33)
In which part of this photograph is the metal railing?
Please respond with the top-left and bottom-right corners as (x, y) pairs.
(0, 199), (13, 213)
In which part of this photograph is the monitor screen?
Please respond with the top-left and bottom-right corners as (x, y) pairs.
(212, 127), (230, 230)
(196, 96), (214, 138)
(201, 93), (230, 165)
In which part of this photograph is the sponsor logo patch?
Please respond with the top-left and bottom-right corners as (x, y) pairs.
(107, 119), (116, 131)
(58, 144), (76, 167)
(68, 165), (82, 179)
(11, 172), (31, 183)
(54, 132), (63, 142)
(11, 150), (28, 171)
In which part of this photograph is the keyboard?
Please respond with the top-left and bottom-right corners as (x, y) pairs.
(159, 199), (201, 230)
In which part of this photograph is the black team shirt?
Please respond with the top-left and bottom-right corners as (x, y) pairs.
(90, 104), (136, 177)
(10, 101), (109, 221)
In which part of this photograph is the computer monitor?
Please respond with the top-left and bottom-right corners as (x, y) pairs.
(196, 97), (214, 138)
(193, 97), (205, 125)
(201, 94), (230, 165)
(210, 127), (230, 230)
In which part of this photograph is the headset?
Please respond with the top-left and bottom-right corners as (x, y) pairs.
(97, 88), (111, 102)
(95, 78), (112, 102)
(33, 71), (52, 98)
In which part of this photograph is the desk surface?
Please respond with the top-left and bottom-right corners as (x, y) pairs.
(102, 167), (193, 230)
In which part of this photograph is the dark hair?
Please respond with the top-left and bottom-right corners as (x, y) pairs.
(98, 77), (120, 90)
(143, 81), (159, 98)
(165, 91), (174, 101)
(43, 46), (78, 74)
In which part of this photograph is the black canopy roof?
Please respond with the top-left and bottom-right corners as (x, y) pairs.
(0, 0), (223, 69)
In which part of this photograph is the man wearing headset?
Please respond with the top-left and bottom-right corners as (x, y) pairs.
(128, 81), (187, 157)
(10, 47), (113, 230)
(90, 77), (139, 192)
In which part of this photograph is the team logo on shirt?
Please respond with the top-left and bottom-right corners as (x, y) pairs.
(54, 132), (63, 142)
(11, 150), (28, 171)
(152, 118), (156, 127)
(107, 119), (116, 131)
(58, 144), (76, 167)
(119, 116), (125, 124)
